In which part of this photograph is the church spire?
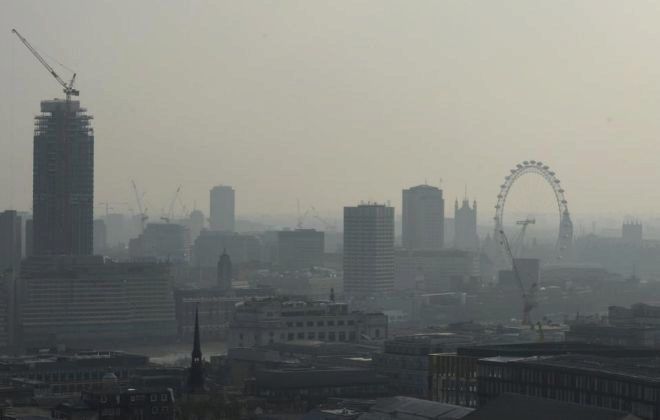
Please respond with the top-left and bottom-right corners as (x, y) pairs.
(188, 306), (204, 393)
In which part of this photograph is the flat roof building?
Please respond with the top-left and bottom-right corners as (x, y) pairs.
(343, 204), (394, 296)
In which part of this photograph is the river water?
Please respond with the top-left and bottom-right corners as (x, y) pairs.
(116, 339), (227, 366)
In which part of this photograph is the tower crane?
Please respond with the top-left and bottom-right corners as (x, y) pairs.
(131, 180), (148, 232)
(499, 229), (538, 325)
(161, 185), (182, 223)
(11, 29), (79, 102)
(513, 218), (535, 257)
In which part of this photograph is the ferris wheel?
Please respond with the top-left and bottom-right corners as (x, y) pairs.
(494, 160), (573, 262)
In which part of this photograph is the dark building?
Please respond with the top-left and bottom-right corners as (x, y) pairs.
(33, 99), (94, 256)
(477, 354), (660, 420)
(454, 199), (478, 251)
(129, 223), (189, 262)
(53, 382), (175, 420)
(428, 342), (660, 409)
(217, 249), (232, 292)
(0, 350), (149, 395)
(343, 204), (395, 296)
(277, 229), (324, 270)
(246, 367), (389, 411)
(0, 210), (22, 273)
(463, 393), (640, 420)
(402, 185), (444, 250)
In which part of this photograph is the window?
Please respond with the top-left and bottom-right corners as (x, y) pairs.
(317, 321), (324, 326)
(162, 406), (169, 413)
(339, 332), (346, 341)
(307, 321), (314, 327)
(348, 320), (355, 326)
(308, 332), (315, 339)
(338, 320), (345, 326)
(328, 321), (335, 326)
(297, 332), (304, 339)
(318, 332), (326, 339)
(286, 322), (293, 327)
(329, 332), (336, 341)
(296, 322), (303, 327)
(287, 333), (294, 341)
(150, 394), (157, 402)
(161, 394), (168, 402)
(152, 406), (159, 414)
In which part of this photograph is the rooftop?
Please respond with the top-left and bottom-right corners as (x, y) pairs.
(463, 393), (639, 420)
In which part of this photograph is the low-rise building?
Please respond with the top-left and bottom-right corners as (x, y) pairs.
(173, 288), (239, 338)
(372, 333), (472, 398)
(477, 355), (660, 420)
(0, 350), (149, 395)
(228, 298), (387, 348)
(428, 342), (660, 409)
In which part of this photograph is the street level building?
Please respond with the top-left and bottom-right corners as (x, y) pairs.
(33, 100), (94, 256)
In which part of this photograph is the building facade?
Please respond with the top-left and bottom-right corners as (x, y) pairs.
(343, 204), (395, 296)
(33, 99), (94, 256)
(228, 298), (387, 348)
(277, 229), (324, 270)
(20, 256), (176, 346)
(402, 185), (444, 250)
(477, 354), (660, 420)
(209, 185), (235, 232)
(0, 210), (22, 273)
(454, 199), (478, 251)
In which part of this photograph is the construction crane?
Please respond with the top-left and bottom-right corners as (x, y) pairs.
(11, 29), (79, 102)
(131, 180), (148, 232)
(161, 185), (182, 223)
(499, 229), (538, 325)
(513, 218), (535, 257)
(296, 199), (309, 229)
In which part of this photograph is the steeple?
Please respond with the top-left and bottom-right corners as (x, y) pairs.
(187, 306), (204, 393)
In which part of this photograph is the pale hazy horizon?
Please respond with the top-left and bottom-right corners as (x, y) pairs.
(3, 1), (660, 226)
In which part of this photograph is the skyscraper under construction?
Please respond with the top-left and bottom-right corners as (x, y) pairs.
(33, 99), (94, 256)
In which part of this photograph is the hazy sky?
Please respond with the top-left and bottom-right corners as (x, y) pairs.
(3, 1), (660, 223)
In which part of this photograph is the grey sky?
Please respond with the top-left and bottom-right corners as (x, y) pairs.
(2, 1), (660, 222)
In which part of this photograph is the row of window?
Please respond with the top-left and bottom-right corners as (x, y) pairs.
(285, 320), (355, 327)
(286, 331), (356, 341)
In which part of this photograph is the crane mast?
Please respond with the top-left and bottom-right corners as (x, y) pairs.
(499, 229), (537, 325)
(11, 29), (79, 101)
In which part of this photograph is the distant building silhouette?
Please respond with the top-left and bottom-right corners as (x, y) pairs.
(622, 221), (643, 246)
(93, 219), (107, 254)
(343, 203), (395, 295)
(209, 185), (235, 232)
(402, 185), (444, 250)
(277, 229), (324, 269)
(217, 249), (232, 293)
(454, 198), (478, 251)
(33, 100), (94, 256)
(0, 210), (22, 273)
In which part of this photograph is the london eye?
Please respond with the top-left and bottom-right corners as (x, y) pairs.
(494, 160), (573, 263)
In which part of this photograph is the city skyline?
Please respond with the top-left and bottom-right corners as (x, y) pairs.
(4, 2), (660, 217)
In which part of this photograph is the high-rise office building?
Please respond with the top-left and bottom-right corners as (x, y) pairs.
(33, 99), (94, 256)
(0, 210), (22, 273)
(92, 219), (107, 254)
(343, 204), (395, 296)
(454, 198), (478, 251)
(209, 186), (235, 232)
(402, 185), (444, 250)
